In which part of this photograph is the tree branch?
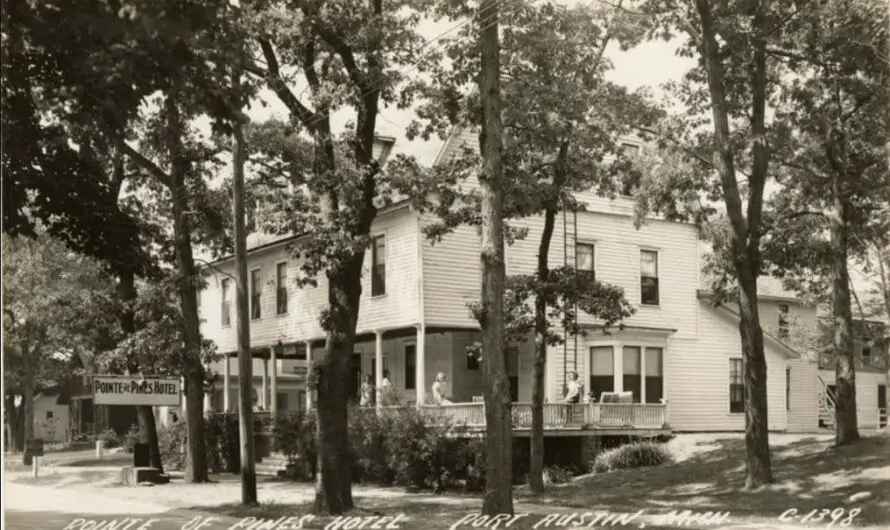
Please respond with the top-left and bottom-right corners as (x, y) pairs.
(117, 141), (173, 189)
(255, 38), (321, 130)
(311, 22), (375, 98)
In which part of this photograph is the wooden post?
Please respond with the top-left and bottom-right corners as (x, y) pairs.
(305, 341), (313, 411)
(262, 358), (268, 411)
(416, 326), (426, 406)
(270, 346), (278, 415)
(232, 77), (257, 504)
(223, 355), (231, 412)
(375, 331), (384, 410)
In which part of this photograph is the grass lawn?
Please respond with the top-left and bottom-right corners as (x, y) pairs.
(7, 433), (888, 529)
(515, 432), (890, 527)
(191, 433), (890, 529)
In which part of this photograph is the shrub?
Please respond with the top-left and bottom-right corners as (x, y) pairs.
(156, 414), (240, 473)
(98, 428), (121, 449)
(123, 424), (141, 454)
(158, 421), (187, 471)
(205, 413), (240, 473)
(592, 441), (673, 473)
(544, 465), (573, 484)
(350, 408), (395, 485)
(272, 411), (316, 480)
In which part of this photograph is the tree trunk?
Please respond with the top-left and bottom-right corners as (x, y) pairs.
(737, 272), (773, 487)
(15, 401), (25, 451)
(831, 201), (859, 444)
(6, 395), (19, 453)
(695, 0), (773, 489)
(529, 205), (558, 494)
(233, 107), (258, 504)
(478, 0), (513, 515)
(314, 263), (362, 515)
(167, 95), (209, 483)
(117, 267), (164, 471)
(22, 344), (34, 466)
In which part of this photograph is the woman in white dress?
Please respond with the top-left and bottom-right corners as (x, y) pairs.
(359, 375), (374, 407)
(377, 369), (393, 404)
(432, 372), (453, 405)
(561, 371), (582, 423)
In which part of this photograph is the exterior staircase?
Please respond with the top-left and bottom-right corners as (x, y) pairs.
(818, 375), (837, 429)
(255, 454), (291, 477)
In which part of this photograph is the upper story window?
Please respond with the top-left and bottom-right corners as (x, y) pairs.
(778, 303), (790, 338)
(221, 278), (232, 327)
(250, 269), (262, 320)
(276, 262), (288, 315)
(576, 243), (595, 281)
(640, 250), (659, 305)
(371, 235), (386, 296)
(862, 342), (872, 365)
(730, 358), (745, 413)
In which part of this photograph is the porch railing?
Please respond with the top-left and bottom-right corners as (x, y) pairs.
(368, 401), (668, 430)
(238, 401), (669, 431)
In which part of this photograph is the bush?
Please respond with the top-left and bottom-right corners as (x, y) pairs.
(158, 421), (188, 470)
(123, 424), (141, 454)
(592, 441), (673, 473)
(544, 465), (573, 484)
(272, 411), (316, 480)
(156, 414), (240, 473)
(270, 405), (493, 492)
(98, 428), (121, 449)
(206, 413), (240, 473)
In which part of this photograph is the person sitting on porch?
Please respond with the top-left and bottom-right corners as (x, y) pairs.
(360, 375), (374, 407)
(432, 372), (453, 405)
(561, 372), (582, 404)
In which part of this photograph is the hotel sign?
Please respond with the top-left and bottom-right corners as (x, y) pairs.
(93, 375), (182, 406)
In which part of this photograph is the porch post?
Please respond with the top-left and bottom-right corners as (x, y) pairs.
(270, 346), (278, 414)
(640, 346), (647, 403)
(305, 341), (313, 411)
(262, 358), (268, 410)
(613, 344), (624, 393)
(223, 355), (230, 412)
(416, 325), (426, 407)
(375, 331), (384, 410)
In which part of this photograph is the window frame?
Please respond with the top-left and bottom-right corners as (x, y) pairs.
(786, 367), (791, 411)
(576, 242), (596, 282)
(250, 268), (262, 320)
(778, 303), (790, 339)
(729, 358), (745, 414)
(221, 278), (232, 327)
(371, 234), (387, 297)
(640, 249), (660, 306)
(276, 261), (288, 315)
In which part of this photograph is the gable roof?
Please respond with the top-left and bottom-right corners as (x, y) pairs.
(697, 291), (803, 360)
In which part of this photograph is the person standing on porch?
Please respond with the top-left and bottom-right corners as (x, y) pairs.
(432, 372), (452, 405)
(561, 371), (582, 424)
(360, 375), (374, 407)
(378, 370), (393, 404)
